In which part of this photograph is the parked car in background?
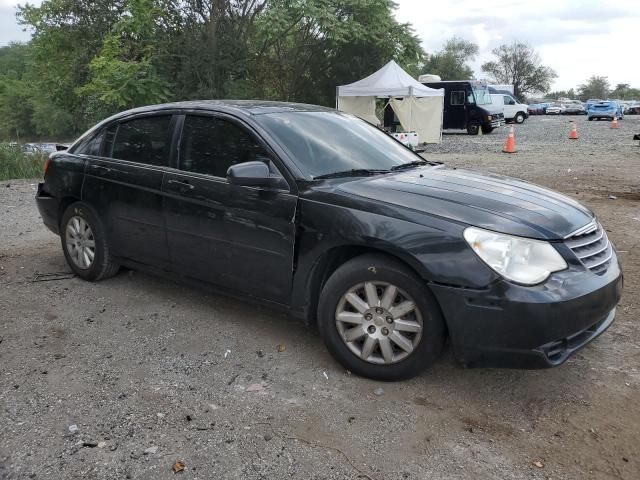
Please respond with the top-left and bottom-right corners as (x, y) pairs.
(624, 102), (640, 115)
(563, 104), (586, 115)
(22, 143), (44, 155)
(36, 100), (622, 380)
(39, 143), (59, 154)
(545, 104), (566, 115)
(585, 99), (601, 112)
(587, 101), (624, 121)
(527, 103), (545, 115)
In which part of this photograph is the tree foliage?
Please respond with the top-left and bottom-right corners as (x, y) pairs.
(421, 36), (478, 80)
(546, 88), (577, 100)
(577, 75), (609, 101)
(76, 0), (173, 122)
(609, 82), (640, 100)
(1, 0), (423, 140)
(0, 43), (36, 141)
(481, 42), (556, 99)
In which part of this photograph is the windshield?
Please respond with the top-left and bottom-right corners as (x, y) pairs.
(471, 88), (492, 105)
(256, 111), (423, 178)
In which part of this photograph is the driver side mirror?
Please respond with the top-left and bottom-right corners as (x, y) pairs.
(227, 161), (281, 188)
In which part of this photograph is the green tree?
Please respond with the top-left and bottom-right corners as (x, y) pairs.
(481, 42), (557, 99)
(546, 88), (577, 100)
(251, 0), (424, 104)
(8, 0), (424, 137)
(577, 76), (610, 101)
(77, 0), (173, 122)
(0, 43), (36, 140)
(17, 0), (128, 136)
(421, 36), (478, 80)
(609, 83), (640, 100)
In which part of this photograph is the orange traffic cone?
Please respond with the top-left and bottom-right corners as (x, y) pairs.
(611, 116), (619, 129)
(569, 121), (578, 139)
(502, 125), (516, 153)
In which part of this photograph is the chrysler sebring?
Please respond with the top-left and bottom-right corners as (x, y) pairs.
(36, 101), (622, 380)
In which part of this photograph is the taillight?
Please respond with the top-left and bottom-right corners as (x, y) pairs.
(44, 156), (52, 175)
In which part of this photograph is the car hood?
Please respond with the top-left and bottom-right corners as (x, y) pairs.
(336, 167), (594, 240)
(485, 105), (504, 115)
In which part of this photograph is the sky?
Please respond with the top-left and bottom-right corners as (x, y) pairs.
(1, 0), (639, 91)
(394, 0), (640, 90)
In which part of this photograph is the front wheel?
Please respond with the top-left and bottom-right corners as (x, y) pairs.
(466, 121), (480, 135)
(60, 202), (119, 281)
(481, 125), (494, 134)
(317, 254), (446, 381)
(514, 112), (526, 124)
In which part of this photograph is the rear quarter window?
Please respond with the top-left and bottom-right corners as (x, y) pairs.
(73, 129), (105, 156)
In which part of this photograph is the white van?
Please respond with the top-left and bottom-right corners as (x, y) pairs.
(490, 93), (529, 124)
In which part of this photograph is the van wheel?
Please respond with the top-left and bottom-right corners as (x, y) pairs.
(60, 202), (119, 281)
(467, 121), (480, 135)
(514, 112), (525, 124)
(317, 254), (446, 381)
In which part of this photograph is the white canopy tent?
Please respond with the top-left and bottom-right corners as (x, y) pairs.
(336, 60), (444, 143)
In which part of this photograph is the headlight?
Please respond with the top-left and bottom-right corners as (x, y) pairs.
(487, 115), (493, 120)
(463, 227), (567, 285)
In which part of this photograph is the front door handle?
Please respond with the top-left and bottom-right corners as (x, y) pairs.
(91, 164), (112, 173)
(167, 179), (195, 191)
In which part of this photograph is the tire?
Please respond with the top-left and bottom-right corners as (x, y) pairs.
(466, 121), (480, 135)
(60, 201), (119, 281)
(514, 112), (525, 124)
(481, 125), (494, 134)
(317, 254), (446, 381)
(588, 117), (593, 121)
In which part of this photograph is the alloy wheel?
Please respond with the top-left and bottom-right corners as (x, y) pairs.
(335, 282), (423, 365)
(65, 216), (96, 269)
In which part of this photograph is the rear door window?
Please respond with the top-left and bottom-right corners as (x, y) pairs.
(179, 115), (271, 178)
(110, 115), (172, 166)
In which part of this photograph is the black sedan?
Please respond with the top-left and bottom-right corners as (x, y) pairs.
(36, 101), (622, 380)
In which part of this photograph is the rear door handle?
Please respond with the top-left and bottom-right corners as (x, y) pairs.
(167, 179), (195, 191)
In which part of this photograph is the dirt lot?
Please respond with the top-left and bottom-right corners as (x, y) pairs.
(1, 115), (639, 479)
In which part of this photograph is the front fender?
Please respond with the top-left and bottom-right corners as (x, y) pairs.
(290, 198), (498, 320)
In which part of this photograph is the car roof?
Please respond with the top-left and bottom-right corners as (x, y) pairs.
(109, 100), (333, 121)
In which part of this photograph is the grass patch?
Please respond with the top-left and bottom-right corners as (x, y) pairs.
(0, 145), (46, 181)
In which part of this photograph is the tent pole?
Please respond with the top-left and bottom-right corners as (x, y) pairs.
(409, 86), (414, 133)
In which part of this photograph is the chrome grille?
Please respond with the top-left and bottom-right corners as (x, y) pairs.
(565, 222), (612, 275)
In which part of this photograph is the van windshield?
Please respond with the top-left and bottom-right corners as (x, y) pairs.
(472, 88), (492, 105)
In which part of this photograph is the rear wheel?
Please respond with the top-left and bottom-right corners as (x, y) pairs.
(60, 202), (119, 281)
(317, 254), (446, 381)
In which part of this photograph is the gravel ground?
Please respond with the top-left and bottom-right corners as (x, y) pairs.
(1, 115), (639, 480)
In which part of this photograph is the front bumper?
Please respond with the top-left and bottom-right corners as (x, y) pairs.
(35, 182), (60, 234)
(430, 258), (623, 368)
(489, 118), (505, 128)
